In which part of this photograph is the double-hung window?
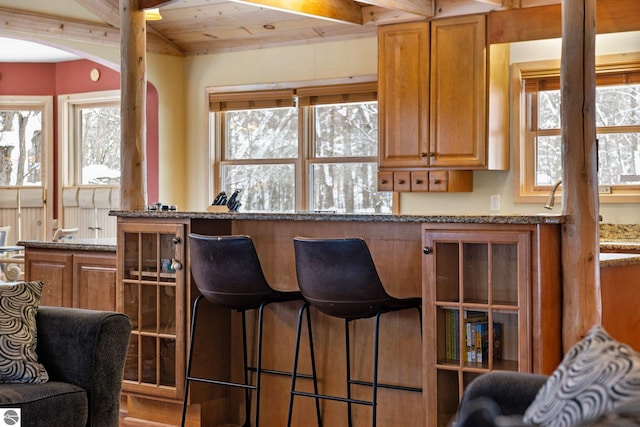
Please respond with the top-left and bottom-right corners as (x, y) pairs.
(514, 57), (640, 202)
(59, 90), (121, 239)
(0, 96), (52, 242)
(210, 82), (391, 213)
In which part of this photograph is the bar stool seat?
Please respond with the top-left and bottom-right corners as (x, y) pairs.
(182, 234), (310, 427)
(287, 236), (422, 427)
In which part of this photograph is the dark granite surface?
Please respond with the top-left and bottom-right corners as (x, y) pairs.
(18, 238), (117, 252)
(109, 210), (566, 224)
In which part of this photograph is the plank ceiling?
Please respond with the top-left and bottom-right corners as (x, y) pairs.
(1, 0), (562, 56)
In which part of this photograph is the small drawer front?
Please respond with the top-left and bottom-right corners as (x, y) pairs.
(394, 171), (412, 192)
(429, 171), (449, 192)
(378, 171), (394, 191)
(411, 171), (430, 192)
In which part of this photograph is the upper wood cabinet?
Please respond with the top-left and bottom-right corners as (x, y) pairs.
(430, 15), (487, 168)
(378, 15), (509, 175)
(378, 21), (430, 169)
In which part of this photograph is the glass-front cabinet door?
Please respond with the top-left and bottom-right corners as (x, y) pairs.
(118, 221), (186, 400)
(423, 225), (530, 427)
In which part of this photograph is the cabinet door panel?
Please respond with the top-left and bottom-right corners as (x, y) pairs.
(74, 253), (117, 311)
(423, 226), (532, 427)
(430, 15), (486, 168)
(118, 221), (186, 401)
(378, 22), (429, 168)
(24, 251), (73, 307)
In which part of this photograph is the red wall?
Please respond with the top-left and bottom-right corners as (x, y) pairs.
(0, 59), (159, 213)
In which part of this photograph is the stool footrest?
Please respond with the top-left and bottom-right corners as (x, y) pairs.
(291, 390), (374, 407)
(187, 376), (257, 390)
(348, 379), (422, 393)
(247, 367), (315, 380)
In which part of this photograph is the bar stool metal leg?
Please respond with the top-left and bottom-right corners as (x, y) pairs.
(371, 312), (382, 427)
(181, 295), (204, 427)
(240, 311), (251, 426)
(287, 302), (322, 427)
(253, 303), (268, 427)
(345, 319), (353, 427)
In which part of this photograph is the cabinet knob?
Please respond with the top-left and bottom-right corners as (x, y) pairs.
(429, 152), (436, 157)
(171, 259), (183, 270)
(421, 152), (427, 158)
(172, 237), (181, 244)
(381, 179), (388, 184)
(398, 179), (405, 184)
(415, 179), (423, 184)
(423, 246), (433, 255)
(433, 179), (441, 184)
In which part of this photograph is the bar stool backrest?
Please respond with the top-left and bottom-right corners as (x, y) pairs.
(189, 233), (273, 310)
(293, 237), (393, 319)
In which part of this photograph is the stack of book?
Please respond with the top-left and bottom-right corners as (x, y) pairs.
(443, 309), (503, 365)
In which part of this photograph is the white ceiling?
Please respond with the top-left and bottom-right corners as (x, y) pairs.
(0, 37), (81, 62)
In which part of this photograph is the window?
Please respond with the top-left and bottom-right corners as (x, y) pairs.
(0, 103), (45, 186)
(0, 96), (53, 242)
(60, 91), (121, 187)
(210, 83), (391, 213)
(514, 57), (640, 203)
(58, 91), (120, 240)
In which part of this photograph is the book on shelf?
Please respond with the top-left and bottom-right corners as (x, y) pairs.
(444, 309), (460, 361)
(460, 311), (503, 365)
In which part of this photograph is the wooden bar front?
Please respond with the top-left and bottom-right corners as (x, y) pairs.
(113, 212), (563, 427)
(193, 218), (425, 427)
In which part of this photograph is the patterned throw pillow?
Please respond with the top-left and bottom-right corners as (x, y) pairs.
(523, 325), (640, 427)
(0, 281), (49, 383)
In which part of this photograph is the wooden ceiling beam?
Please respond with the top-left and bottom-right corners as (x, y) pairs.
(74, 0), (120, 27)
(0, 7), (183, 56)
(357, 0), (434, 17)
(138, 0), (180, 9)
(229, 0), (364, 25)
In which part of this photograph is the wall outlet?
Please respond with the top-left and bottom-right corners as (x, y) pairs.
(490, 194), (500, 212)
(598, 185), (612, 194)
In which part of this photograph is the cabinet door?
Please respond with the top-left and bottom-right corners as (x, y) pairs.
(74, 252), (117, 311)
(118, 221), (186, 400)
(24, 250), (73, 307)
(423, 227), (530, 427)
(378, 22), (429, 168)
(430, 15), (487, 168)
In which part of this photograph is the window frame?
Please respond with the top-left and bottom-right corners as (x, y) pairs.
(0, 96), (53, 190)
(58, 90), (121, 189)
(513, 53), (640, 204)
(208, 80), (387, 213)
(0, 95), (54, 241)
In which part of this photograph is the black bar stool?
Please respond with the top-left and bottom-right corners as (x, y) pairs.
(182, 234), (320, 427)
(287, 237), (422, 427)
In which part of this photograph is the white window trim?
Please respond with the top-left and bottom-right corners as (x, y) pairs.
(0, 95), (54, 240)
(58, 89), (120, 189)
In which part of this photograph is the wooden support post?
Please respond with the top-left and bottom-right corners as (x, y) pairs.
(560, 0), (601, 351)
(120, 0), (147, 210)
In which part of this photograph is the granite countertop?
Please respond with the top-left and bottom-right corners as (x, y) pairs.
(600, 253), (640, 268)
(600, 241), (640, 252)
(18, 238), (117, 252)
(110, 210), (566, 225)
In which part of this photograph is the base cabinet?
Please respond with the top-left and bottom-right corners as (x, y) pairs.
(423, 224), (562, 427)
(117, 220), (186, 403)
(24, 249), (116, 310)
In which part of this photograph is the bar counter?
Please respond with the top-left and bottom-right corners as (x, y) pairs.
(107, 210), (569, 427)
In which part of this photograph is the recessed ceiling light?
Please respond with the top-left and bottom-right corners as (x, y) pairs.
(263, 24), (275, 30)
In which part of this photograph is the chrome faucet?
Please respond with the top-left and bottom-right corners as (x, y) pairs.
(544, 180), (562, 209)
